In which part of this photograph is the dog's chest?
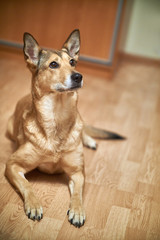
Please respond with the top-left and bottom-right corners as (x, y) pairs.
(24, 94), (81, 154)
(25, 116), (82, 156)
(39, 95), (75, 138)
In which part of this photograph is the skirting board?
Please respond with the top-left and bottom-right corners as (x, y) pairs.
(119, 52), (160, 66)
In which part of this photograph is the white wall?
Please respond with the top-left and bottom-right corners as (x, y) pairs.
(123, 0), (160, 59)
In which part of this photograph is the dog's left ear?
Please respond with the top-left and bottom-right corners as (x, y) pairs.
(62, 29), (80, 60)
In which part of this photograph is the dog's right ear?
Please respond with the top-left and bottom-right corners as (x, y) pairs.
(23, 33), (40, 69)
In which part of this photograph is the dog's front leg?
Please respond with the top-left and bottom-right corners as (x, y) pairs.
(5, 142), (43, 221)
(63, 149), (85, 228)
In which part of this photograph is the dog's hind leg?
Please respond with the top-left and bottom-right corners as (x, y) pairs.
(82, 131), (97, 150)
(5, 142), (43, 221)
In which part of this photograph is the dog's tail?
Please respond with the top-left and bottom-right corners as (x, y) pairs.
(84, 125), (126, 140)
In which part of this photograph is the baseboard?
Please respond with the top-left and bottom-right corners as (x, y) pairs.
(119, 52), (160, 66)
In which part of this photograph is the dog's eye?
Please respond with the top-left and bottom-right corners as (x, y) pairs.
(69, 59), (76, 67)
(49, 61), (59, 69)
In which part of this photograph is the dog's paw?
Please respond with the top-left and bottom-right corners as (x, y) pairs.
(67, 207), (85, 228)
(25, 194), (43, 221)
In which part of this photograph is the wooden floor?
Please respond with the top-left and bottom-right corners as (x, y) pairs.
(0, 49), (160, 240)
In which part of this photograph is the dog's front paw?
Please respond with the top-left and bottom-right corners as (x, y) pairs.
(67, 207), (85, 228)
(25, 194), (43, 221)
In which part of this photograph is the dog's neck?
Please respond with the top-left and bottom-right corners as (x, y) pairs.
(32, 90), (78, 139)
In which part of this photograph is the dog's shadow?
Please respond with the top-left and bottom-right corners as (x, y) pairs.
(26, 169), (69, 187)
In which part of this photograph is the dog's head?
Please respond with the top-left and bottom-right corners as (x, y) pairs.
(23, 30), (83, 95)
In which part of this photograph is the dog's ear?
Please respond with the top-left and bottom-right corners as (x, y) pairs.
(23, 33), (40, 69)
(62, 29), (80, 60)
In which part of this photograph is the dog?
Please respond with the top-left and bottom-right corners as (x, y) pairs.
(5, 29), (124, 228)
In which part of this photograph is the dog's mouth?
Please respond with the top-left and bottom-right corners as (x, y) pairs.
(69, 83), (83, 91)
(58, 85), (82, 92)
(55, 81), (83, 92)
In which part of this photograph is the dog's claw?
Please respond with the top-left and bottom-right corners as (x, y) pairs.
(69, 218), (73, 225)
(28, 212), (43, 221)
(28, 212), (31, 219)
(67, 210), (70, 215)
(76, 222), (81, 228)
(91, 146), (97, 150)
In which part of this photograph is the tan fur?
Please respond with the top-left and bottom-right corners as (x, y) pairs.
(5, 30), (124, 228)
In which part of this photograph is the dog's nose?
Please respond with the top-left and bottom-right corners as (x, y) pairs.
(71, 73), (82, 83)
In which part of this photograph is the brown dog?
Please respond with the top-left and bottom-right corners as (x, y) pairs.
(5, 29), (124, 228)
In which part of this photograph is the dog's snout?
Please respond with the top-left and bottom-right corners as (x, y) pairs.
(71, 73), (82, 83)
